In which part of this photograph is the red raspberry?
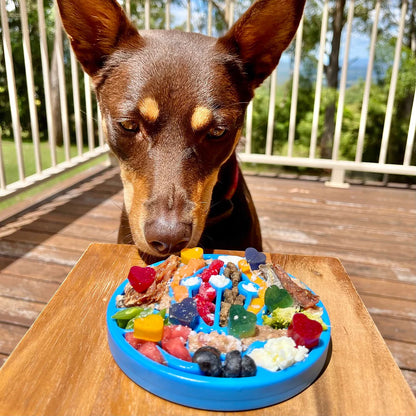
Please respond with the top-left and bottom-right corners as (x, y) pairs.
(198, 282), (217, 302)
(200, 260), (224, 282)
(209, 259), (224, 273)
(195, 295), (216, 326)
(200, 268), (214, 282)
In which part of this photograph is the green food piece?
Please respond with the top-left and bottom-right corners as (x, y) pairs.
(264, 285), (293, 312)
(124, 307), (154, 330)
(263, 306), (300, 329)
(302, 309), (328, 330)
(112, 307), (144, 321)
(116, 319), (128, 329)
(112, 307), (153, 329)
(262, 306), (328, 330)
(228, 305), (257, 338)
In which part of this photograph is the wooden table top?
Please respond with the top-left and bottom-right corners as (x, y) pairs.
(0, 243), (415, 416)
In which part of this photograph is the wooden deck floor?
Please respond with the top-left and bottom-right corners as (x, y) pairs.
(0, 164), (415, 396)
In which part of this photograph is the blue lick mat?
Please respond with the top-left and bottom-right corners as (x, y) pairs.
(107, 254), (331, 411)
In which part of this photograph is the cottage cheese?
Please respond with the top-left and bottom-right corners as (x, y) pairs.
(248, 336), (309, 372)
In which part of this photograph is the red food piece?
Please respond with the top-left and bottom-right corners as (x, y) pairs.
(200, 260), (224, 282)
(125, 333), (165, 364)
(195, 295), (216, 326)
(210, 259), (224, 273)
(288, 313), (323, 349)
(127, 266), (156, 293)
(125, 331), (144, 350)
(162, 325), (192, 343)
(162, 337), (192, 362)
(200, 268), (215, 282)
(198, 282), (217, 302)
(137, 342), (166, 364)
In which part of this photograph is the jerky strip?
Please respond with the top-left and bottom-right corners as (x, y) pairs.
(272, 263), (320, 309)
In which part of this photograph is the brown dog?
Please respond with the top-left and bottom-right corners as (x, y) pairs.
(56, 0), (305, 261)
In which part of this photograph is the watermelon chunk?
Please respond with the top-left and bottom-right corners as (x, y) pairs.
(162, 325), (191, 343)
(125, 331), (144, 350)
(137, 342), (166, 365)
(162, 337), (192, 362)
(125, 332), (165, 364)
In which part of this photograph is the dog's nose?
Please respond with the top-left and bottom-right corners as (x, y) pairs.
(144, 218), (192, 255)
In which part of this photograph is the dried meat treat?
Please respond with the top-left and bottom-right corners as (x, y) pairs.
(223, 262), (237, 277)
(230, 271), (241, 287)
(220, 301), (231, 326)
(234, 294), (246, 306)
(223, 262), (242, 286)
(272, 264), (320, 309)
(223, 288), (235, 304)
(122, 255), (181, 307)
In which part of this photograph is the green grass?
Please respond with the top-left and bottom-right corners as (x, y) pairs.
(2, 140), (92, 184)
(0, 140), (109, 211)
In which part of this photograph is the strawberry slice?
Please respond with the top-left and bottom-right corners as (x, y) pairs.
(127, 266), (156, 293)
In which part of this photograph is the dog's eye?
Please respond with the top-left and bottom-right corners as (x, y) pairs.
(119, 120), (139, 132)
(207, 127), (227, 139)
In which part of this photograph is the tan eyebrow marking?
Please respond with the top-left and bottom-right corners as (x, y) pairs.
(138, 97), (159, 123)
(191, 106), (213, 131)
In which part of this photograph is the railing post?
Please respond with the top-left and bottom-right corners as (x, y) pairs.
(1, 0), (25, 181)
(325, 168), (350, 189)
(0, 128), (6, 190)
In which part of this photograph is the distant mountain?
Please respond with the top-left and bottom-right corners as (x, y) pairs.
(276, 56), (381, 87)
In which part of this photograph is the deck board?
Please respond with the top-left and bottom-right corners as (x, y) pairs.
(0, 165), (415, 396)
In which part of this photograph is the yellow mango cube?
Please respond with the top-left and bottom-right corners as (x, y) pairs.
(180, 247), (203, 264)
(133, 314), (164, 342)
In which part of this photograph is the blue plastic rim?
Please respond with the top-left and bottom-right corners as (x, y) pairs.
(106, 254), (331, 411)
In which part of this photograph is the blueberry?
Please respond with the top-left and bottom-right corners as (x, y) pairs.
(223, 350), (242, 378)
(192, 347), (223, 377)
(241, 354), (257, 377)
(192, 346), (221, 360)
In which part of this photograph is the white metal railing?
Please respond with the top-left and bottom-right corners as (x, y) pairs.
(239, 0), (416, 187)
(0, 0), (415, 202)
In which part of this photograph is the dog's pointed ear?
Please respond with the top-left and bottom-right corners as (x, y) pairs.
(217, 0), (305, 89)
(56, 0), (143, 77)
